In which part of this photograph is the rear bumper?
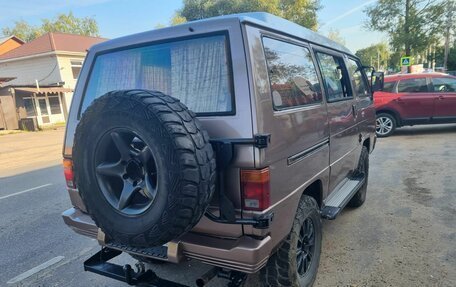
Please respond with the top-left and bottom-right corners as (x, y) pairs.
(62, 208), (98, 238)
(62, 207), (272, 273)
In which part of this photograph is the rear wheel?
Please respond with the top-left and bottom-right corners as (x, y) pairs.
(376, 113), (396, 137)
(260, 196), (322, 287)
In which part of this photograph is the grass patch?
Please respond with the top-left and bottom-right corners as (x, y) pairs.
(0, 130), (24, 136)
(39, 122), (66, 131)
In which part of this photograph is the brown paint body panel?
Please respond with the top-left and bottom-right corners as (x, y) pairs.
(62, 13), (376, 272)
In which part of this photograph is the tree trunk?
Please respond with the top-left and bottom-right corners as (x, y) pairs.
(443, 2), (453, 71)
(405, 0), (411, 73)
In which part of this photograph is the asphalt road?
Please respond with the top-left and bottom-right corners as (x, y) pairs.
(0, 125), (455, 287)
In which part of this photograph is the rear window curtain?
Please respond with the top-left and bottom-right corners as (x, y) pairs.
(81, 35), (232, 114)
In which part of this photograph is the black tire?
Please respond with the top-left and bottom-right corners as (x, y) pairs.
(73, 90), (216, 247)
(260, 196), (322, 287)
(375, 113), (396, 137)
(347, 146), (369, 208)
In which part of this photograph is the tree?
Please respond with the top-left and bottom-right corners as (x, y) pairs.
(170, 13), (187, 26)
(173, 0), (321, 31)
(41, 12), (98, 36)
(2, 12), (99, 42)
(388, 51), (403, 71)
(2, 20), (41, 42)
(442, 0), (456, 70)
(355, 43), (390, 70)
(432, 43), (456, 71)
(364, 0), (445, 60)
(448, 44), (456, 71)
(326, 28), (345, 45)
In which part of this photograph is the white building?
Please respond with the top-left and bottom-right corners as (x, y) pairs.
(0, 32), (106, 129)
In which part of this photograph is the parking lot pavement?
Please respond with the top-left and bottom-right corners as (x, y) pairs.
(315, 124), (456, 286)
(0, 124), (455, 286)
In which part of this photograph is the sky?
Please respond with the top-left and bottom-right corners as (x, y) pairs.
(0, 0), (387, 52)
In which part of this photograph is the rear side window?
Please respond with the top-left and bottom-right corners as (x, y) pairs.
(263, 37), (322, 110)
(81, 34), (233, 115)
(347, 58), (369, 97)
(383, 81), (396, 93)
(432, 77), (456, 92)
(397, 78), (428, 93)
(316, 52), (352, 102)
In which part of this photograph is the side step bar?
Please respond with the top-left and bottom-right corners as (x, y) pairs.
(321, 174), (365, 220)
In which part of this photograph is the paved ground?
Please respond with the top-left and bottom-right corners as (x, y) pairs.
(0, 129), (64, 177)
(0, 125), (455, 287)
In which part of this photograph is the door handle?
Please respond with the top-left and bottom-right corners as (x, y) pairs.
(438, 95), (445, 100)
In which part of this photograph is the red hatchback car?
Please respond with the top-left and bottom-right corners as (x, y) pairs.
(374, 73), (456, 137)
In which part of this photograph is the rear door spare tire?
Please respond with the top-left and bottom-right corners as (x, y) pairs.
(73, 90), (216, 247)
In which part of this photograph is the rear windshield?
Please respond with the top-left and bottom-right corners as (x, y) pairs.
(80, 34), (233, 115)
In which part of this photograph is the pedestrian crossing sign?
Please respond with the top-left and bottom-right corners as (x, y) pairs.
(401, 56), (411, 66)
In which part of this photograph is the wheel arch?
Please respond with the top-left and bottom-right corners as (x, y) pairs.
(301, 179), (323, 208)
(376, 109), (402, 126)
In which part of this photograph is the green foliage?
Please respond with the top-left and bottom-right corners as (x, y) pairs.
(174, 0), (321, 31)
(2, 21), (41, 42)
(388, 51), (403, 71)
(355, 43), (389, 69)
(432, 43), (456, 70)
(170, 14), (187, 26)
(2, 12), (99, 42)
(326, 28), (345, 46)
(41, 12), (99, 36)
(364, 0), (445, 56)
(448, 46), (456, 71)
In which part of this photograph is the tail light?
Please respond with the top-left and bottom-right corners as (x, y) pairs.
(63, 158), (76, 188)
(241, 168), (270, 211)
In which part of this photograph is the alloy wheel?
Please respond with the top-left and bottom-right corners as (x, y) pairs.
(297, 217), (316, 276)
(376, 116), (393, 136)
(94, 128), (158, 215)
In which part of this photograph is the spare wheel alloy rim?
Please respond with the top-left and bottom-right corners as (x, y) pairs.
(94, 128), (158, 215)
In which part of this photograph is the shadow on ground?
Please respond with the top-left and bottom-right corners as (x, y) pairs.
(392, 123), (456, 136)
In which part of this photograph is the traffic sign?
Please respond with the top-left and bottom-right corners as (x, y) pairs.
(401, 56), (411, 66)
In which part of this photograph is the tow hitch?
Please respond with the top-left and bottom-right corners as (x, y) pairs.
(84, 247), (247, 287)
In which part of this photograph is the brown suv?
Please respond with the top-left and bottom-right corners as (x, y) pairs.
(62, 13), (381, 287)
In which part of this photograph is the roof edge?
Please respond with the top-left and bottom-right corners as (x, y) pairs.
(0, 35), (25, 45)
(0, 51), (56, 63)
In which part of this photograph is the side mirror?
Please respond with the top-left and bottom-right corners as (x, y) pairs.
(371, 71), (384, 92)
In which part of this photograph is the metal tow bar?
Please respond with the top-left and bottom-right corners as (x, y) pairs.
(84, 247), (247, 287)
